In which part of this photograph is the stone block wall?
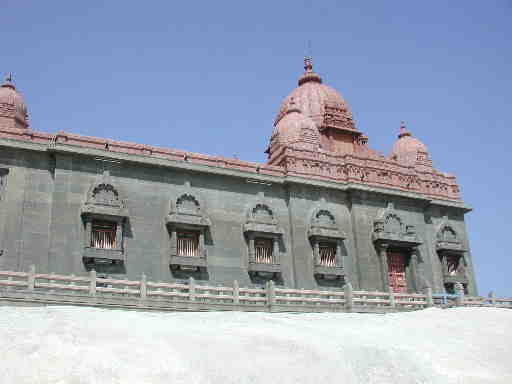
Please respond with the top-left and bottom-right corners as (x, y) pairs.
(0, 142), (478, 294)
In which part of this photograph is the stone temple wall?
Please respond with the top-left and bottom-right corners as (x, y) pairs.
(0, 140), (478, 295)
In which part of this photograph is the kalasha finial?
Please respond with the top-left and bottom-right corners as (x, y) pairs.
(398, 121), (411, 138)
(304, 56), (313, 73)
(298, 56), (322, 86)
(2, 72), (15, 89)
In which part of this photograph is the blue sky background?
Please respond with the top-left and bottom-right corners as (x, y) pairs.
(2, 1), (511, 296)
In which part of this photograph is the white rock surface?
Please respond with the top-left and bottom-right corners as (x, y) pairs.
(0, 306), (511, 384)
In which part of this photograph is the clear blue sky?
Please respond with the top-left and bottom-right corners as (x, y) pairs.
(2, 1), (511, 296)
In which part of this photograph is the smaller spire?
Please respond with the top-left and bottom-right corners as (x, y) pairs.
(398, 121), (411, 138)
(2, 72), (15, 90)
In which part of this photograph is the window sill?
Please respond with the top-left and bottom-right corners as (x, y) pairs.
(83, 247), (124, 260)
(314, 265), (344, 278)
(443, 274), (468, 284)
(248, 262), (281, 274)
(170, 255), (207, 270)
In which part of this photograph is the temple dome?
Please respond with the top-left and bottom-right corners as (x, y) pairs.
(271, 101), (319, 149)
(274, 57), (355, 131)
(0, 74), (29, 129)
(390, 122), (429, 165)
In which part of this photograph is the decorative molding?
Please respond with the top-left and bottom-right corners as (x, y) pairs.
(243, 201), (283, 236)
(166, 189), (211, 228)
(307, 207), (346, 240)
(0, 127), (462, 202)
(81, 173), (128, 219)
(372, 202), (422, 246)
(436, 220), (465, 253)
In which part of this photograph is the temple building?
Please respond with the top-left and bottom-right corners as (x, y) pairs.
(0, 60), (477, 294)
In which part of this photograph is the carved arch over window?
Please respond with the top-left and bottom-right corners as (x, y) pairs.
(308, 207), (345, 239)
(82, 176), (127, 218)
(90, 183), (121, 207)
(373, 202), (421, 246)
(436, 221), (464, 252)
(176, 193), (201, 215)
(314, 209), (336, 226)
(248, 203), (276, 225)
(438, 225), (457, 242)
(167, 191), (210, 227)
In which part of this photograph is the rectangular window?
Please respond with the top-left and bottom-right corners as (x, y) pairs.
(91, 220), (117, 249)
(254, 238), (273, 264)
(318, 242), (336, 267)
(177, 231), (199, 257)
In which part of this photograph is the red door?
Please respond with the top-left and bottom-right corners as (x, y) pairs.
(387, 251), (407, 293)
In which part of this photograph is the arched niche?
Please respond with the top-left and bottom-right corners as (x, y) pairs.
(243, 201), (283, 278)
(307, 207), (346, 280)
(166, 190), (211, 272)
(81, 174), (128, 269)
(435, 221), (468, 293)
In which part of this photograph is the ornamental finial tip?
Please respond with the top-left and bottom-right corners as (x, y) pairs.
(398, 121), (411, 138)
(304, 56), (313, 73)
(2, 72), (15, 89)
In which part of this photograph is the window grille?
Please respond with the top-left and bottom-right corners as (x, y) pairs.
(91, 221), (117, 249)
(177, 231), (199, 257)
(254, 238), (273, 264)
(318, 242), (336, 267)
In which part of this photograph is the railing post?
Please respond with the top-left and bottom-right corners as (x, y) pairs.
(266, 280), (275, 310)
(89, 270), (96, 297)
(233, 280), (240, 306)
(424, 286), (433, 307)
(389, 291), (396, 309)
(455, 282), (464, 306)
(140, 273), (147, 300)
(488, 291), (496, 307)
(189, 276), (196, 302)
(344, 282), (353, 312)
(28, 264), (36, 291)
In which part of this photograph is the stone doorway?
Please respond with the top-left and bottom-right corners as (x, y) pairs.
(387, 250), (407, 293)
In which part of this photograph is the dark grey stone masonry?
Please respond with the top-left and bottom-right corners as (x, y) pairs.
(0, 138), (477, 295)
